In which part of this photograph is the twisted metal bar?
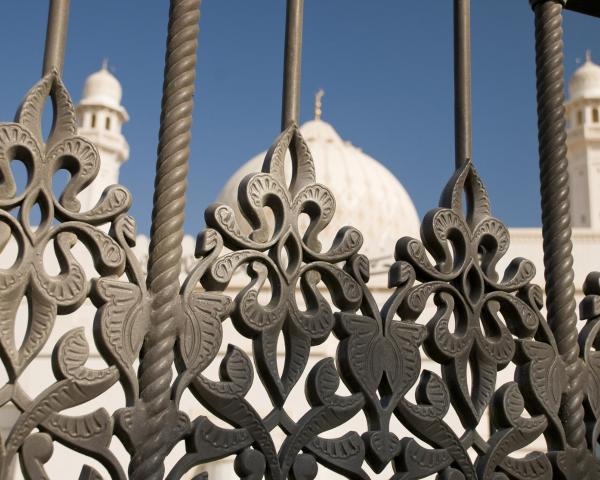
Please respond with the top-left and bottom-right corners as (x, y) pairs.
(131, 1), (201, 478)
(281, 0), (304, 129)
(42, 0), (70, 75)
(531, 0), (586, 450)
(454, 0), (471, 169)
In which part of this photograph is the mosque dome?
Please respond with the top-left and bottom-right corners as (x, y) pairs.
(217, 118), (421, 259)
(80, 61), (125, 113)
(569, 52), (600, 100)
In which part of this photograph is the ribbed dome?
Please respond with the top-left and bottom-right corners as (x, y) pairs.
(569, 53), (600, 100)
(217, 119), (420, 259)
(81, 62), (123, 109)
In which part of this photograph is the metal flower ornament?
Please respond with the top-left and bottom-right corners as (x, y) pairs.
(392, 162), (569, 478)
(0, 70), (135, 478)
(171, 123), (365, 479)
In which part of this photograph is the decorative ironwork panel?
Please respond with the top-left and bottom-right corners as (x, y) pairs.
(0, 70), (138, 478)
(170, 122), (365, 479)
(391, 161), (570, 479)
(578, 274), (600, 469)
(1, 0), (600, 478)
(164, 120), (585, 478)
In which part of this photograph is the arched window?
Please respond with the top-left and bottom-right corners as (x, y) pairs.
(91, 114), (96, 128)
(593, 108), (599, 123)
(577, 110), (584, 126)
(105, 116), (111, 131)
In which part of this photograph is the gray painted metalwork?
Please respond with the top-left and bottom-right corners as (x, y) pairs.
(127, 1), (201, 478)
(454, 0), (471, 169)
(42, 0), (70, 76)
(530, 0), (583, 448)
(529, 5), (596, 475)
(0, 0), (600, 478)
(0, 49), (132, 480)
(281, 0), (304, 130)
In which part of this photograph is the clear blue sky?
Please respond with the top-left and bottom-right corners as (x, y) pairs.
(1, 2), (599, 234)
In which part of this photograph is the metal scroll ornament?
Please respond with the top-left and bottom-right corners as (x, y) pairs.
(577, 273), (600, 476)
(164, 119), (574, 478)
(0, 72), (587, 477)
(0, 5), (598, 479)
(0, 71), (594, 480)
(392, 162), (569, 479)
(170, 123), (365, 479)
(0, 70), (140, 479)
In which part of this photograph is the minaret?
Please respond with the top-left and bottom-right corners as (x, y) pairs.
(566, 51), (600, 229)
(75, 61), (129, 211)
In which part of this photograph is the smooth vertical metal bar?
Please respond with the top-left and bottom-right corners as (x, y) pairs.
(530, 0), (586, 450)
(281, 0), (304, 130)
(454, 0), (472, 168)
(131, 1), (201, 478)
(42, 0), (70, 76)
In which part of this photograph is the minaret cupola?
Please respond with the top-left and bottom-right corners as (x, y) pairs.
(566, 51), (600, 229)
(75, 61), (129, 211)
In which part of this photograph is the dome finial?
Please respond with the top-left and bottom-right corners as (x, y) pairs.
(586, 49), (592, 63)
(314, 89), (324, 120)
(102, 58), (109, 71)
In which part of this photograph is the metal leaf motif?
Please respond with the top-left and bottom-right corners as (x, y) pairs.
(578, 273), (600, 460)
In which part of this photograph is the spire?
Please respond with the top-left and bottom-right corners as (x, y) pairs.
(586, 49), (593, 63)
(76, 64), (130, 212)
(314, 89), (324, 121)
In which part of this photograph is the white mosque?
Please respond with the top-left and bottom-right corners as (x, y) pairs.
(4, 55), (600, 478)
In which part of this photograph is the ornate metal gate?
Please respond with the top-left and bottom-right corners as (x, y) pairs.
(1, 0), (600, 478)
